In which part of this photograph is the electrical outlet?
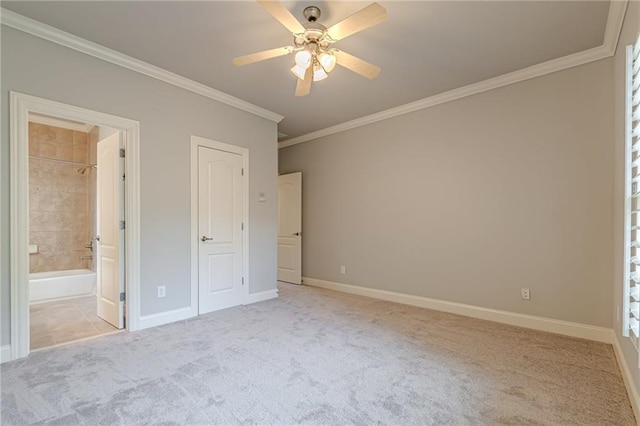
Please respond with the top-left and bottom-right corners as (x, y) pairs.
(521, 288), (530, 300)
(157, 285), (166, 298)
(340, 265), (346, 274)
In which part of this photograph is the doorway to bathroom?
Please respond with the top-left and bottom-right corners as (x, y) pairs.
(27, 115), (124, 350)
(9, 92), (141, 361)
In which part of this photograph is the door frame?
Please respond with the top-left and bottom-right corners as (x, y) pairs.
(190, 135), (250, 313)
(9, 92), (141, 361)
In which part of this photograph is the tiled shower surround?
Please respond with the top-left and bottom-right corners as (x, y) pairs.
(29, 122), (97, 273)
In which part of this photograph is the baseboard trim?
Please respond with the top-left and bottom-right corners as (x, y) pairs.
(138, 289), (277, 330)
(138, 306), (196, 330)
(1, 345), (12, 364)
(245, 289), (279, 305)
(612, 333), (640, 423)
(302, 277), (613, 343)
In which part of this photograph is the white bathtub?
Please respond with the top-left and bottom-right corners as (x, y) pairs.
(30, 269), (97, 303)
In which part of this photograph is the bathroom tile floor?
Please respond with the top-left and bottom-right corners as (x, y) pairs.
(30, 296), (119, 350)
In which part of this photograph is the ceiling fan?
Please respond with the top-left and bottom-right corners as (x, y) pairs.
(233, 1), (387, 97)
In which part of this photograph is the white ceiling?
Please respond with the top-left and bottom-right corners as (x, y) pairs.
(2, 1), (611, 141)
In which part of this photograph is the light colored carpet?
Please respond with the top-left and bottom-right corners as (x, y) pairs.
(1, 282), (635, 425)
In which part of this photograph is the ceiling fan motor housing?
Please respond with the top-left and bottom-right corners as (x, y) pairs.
(294, 22), (329, 49)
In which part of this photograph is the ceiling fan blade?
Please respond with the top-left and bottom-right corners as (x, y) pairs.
(233, 46), (292, 66)
(334, 50), (381, 80)
(257, 0), (306, 35)
(325, 3), (387, 42)
(295, 66), (312, 97)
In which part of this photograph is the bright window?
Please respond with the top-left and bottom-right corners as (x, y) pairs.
(624, 34), (640, 340)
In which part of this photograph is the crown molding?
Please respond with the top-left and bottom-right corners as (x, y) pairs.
(279, 0), (629, 149)
(0, 8), (284, 124)
(603, 0), (629, 54)
(0, 1), (628, 140)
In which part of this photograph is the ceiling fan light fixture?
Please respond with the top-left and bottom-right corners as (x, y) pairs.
(291, 64), (308, 80)
(294, 49), (312, 68)
(235, 1), (387, 96)
(313, 63), (328, 81)
(318, 52), (336, 73)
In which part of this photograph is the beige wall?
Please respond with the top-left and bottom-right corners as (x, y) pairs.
(613, 0), (640, 400)
(1, 26), (278, 345)
(279, 58), (614, 328)
(28, 122), (92, 273)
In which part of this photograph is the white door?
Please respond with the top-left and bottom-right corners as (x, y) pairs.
(198, 146), (244, 314)
(278, 172), (302, 284)
(96, 132), (124, 328)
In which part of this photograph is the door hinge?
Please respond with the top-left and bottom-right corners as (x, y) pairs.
(120, 292), (125, 302)
(122, 173), (125, 181)
(242, 277), (245, 285)
(119, 220), (126, 230)
(241, 222), (244, 231)
(119, 148), (125, 158)
(241, 168), (244, 176)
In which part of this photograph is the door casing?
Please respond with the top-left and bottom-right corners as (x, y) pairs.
(8, 92), (141, 361)
(190, 135), (250, 314)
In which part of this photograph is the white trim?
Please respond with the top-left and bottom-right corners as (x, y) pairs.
(245, 289), (279, 305)
(603, 0), (629, 55)
(279, 44), (610, 148)
(612, 332), (640, 422)
(29, 112), (90, 132)
(189, 141), (200, 317)
(303, 277), (613, 343)
(138, 307), (195, 331)
(9, 92), (141, 362)
(190, 135), (251, 315)
(279, 0), (629, 149)
(9, 93), (30, 361)
(1, 345), (11, 364)
(0, 8), (284, 124)
(0, 3), (627, 146)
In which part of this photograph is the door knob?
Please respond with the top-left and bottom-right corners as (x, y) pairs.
(201, 236), (214, 242)
(292, 232), (300, 236)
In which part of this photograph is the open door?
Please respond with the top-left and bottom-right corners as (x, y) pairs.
(278, 172), (302, 284)
(96, 132), (124, 328)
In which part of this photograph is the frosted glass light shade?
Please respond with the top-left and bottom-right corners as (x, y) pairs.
(291, 65), (307, 80)
(294, 50), (312, 68)
(313, 63), (328, 81)
(318, 52), (336, 73)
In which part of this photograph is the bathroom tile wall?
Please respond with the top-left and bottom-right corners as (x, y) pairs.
(29, 122), (92, 273)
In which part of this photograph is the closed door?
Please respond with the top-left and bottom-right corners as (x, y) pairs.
(198, 146), (244, 314)
(96, 132), (124, 328)
(278, 172), (302, 284)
